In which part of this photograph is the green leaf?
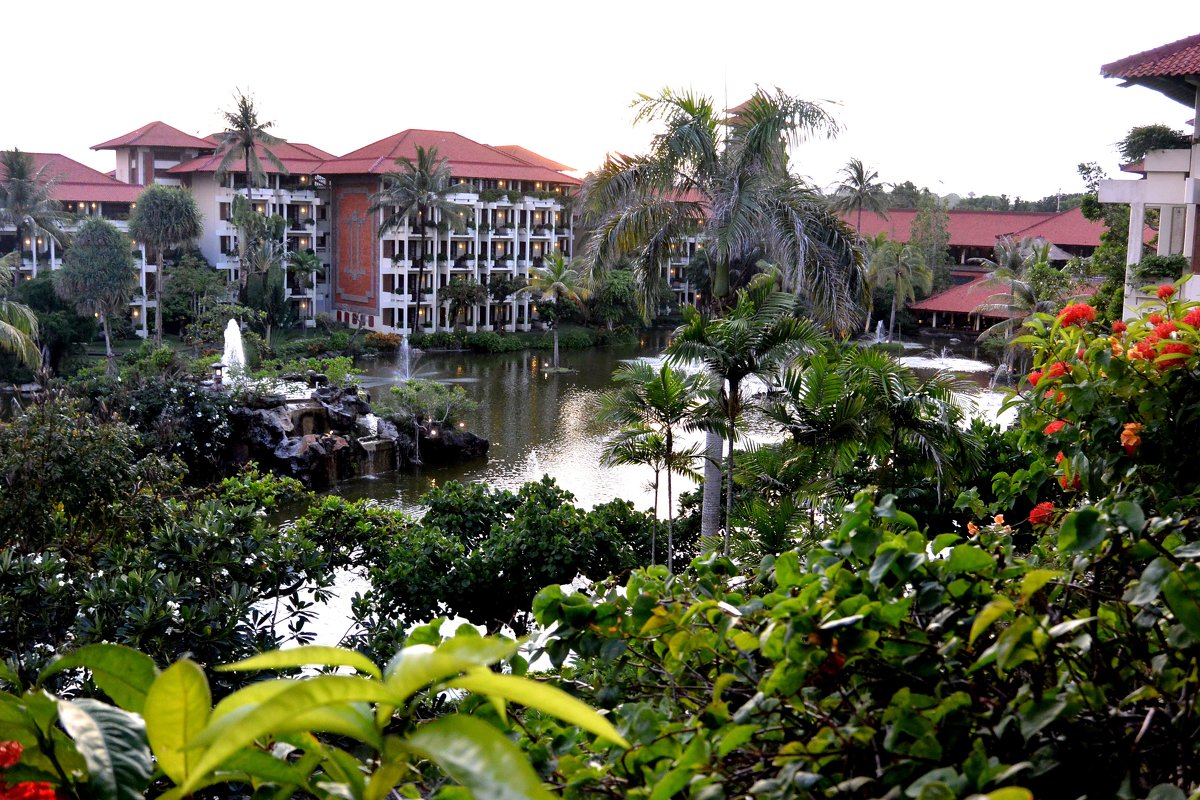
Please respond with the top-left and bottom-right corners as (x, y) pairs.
(1057, 508), (1103, 552)
(1144, 785), (1186, 800)
(223, 748), (313, 788)
(650, 764), (695, 800)
(774, 550), (802, 587)
(449, 669), (628, 747)
(40, 644), (158, 714)
(1162, 566), (1200, 642)
(385, 640), (516, 702)
(1047, 617), (1095, 638)
(1019, 570), (1061, 600)
(144, 659), (211, 785)
(947, 545), (995, 575)
(217, 646), (381, 680)
(57, 698), (152, 800)
(1113, 501), (1145, 533)
(0, 660), (20, 689)
(406, 715), (555, 800)
(181, 676), (394, 795)
(969, 597), (1013, 645)
(977, 790), (1033, 800)
(717, 724), (758, 758)
(1018, 696), (1067, 740)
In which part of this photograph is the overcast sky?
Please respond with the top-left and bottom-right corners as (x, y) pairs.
(9, 1), (1196, 200)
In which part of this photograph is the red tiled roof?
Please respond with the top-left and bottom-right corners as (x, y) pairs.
(1101, 33), (1200, 78)
(911, 276), (1098, 316)
(847, 207), (1138, 250)
(910, 277), (1018, 316)
(494, 144), (574, 173)
(18, 153), (142, 203)
(166, 140), (335, 176)
(92, 121), (216, 151)
(321, 129), (581, 185)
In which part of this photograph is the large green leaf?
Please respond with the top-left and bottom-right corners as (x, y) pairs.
(181, 675), (395, 795)
(969, 597), (1013, 645)
(41, 644), (158, 714)
(57, 698), (152, 800)
(144, 660), (211, 785)
(384, 640), (516, 703)
(217, 646), (381, 680)
(946, 545), (994, 575)
(449, 669), (628, 747)
(211, 679), (294, 722)
(406, 715), (554, 800)
(1162, 565), (1200, 642)
(1056, 508), (1103, 552)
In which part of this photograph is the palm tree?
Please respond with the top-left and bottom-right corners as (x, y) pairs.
(867, 240), (931, 342)
(973, 240), (1069, 371)
(668, 282), (829, 552)
(830, 158), (889, 237)
(598, 361), (709, 571)
(213, 90), (288, 191)
(369, 146), (469, 332)
(519, 251), (588, 369)
(55, 219), (138, 375)
(128, 184), (204, 345)
(0, 252), (39, 368)
(0, 149), (68, 279)
(579, 87), (865, 332)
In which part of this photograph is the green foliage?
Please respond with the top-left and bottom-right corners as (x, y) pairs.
(374, 379), (478, 428)
(1117, 124), (1192, 163)
(118, 378), (233, 483)
(160, 249), (226, 329)
(909, 194), (951, 289)
(0, 273), (96, 381)
(1, 635), (625, 800)
(1134, 254), (1189, 281)
(443, 277), (488, 326)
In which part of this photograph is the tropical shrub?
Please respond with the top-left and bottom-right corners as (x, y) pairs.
(373, 379), (478, 428)
(363, 330), (402, 351)
(0, 634), (625, 800)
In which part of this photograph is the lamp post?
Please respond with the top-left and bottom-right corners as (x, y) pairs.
(212, 362), (225, 387)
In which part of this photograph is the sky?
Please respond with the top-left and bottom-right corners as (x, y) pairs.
(8, 1), (1198, 201)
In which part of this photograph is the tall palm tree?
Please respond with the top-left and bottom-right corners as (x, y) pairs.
(213, 90), (288, 191)
(129, 184), (204, 344)
(829, 157), (889, 236)
(867, 240), (931, 342)
(668, 282), (829, 552)
(519, 251), (588, 369)
(598, 361), (709, 571)
(369, 146), (469, 332)
(0, 149), (68, 279)
(973, 240), (1069, 371)
(579, 87), (865, 332)
(0, 252), (39, 368)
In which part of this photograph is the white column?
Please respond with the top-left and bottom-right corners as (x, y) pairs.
(1126, 202), (1145, 267)
(1158, 206), (1175, 256)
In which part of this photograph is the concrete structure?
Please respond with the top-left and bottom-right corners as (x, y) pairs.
(0, 152), (152, 336)
(1097, 33), (1200, 312)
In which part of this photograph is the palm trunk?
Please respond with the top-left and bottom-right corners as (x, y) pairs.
(651, 470), (660, 566)
(102, 314), (114, 376)
(154, 252), (164, 345)
(889, 291), (898, 342)
(666, 463), (675, 573)
(552, 327), (560, 369)
(723, 383), (739, 556)
(700, 431), (722, 539)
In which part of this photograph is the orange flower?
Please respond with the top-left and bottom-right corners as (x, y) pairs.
(1158, 284), (1176, 300)
(1110, 338), (1123, 357)
(993, 514), (1005, 525)
(1121, 422), (1143, 456)
(1129, 341), (1156, 361)
(1043, 419), (1068, 435)
(967, 521), (980, 536)
(1027, 369), (1043, 387)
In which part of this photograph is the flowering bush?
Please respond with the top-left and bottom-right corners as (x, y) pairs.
(1013, 281), (1200, 512)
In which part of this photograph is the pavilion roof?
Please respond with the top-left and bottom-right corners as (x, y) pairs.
(1101, 33), (1200, 107)
(16, 153), (143, 203)
(92, 121), (216, 151)
(167, 140), (335, 176)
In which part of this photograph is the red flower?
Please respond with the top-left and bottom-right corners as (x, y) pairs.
(1055, 451), (1065, 464)
(1154, 321), (1178, 339)
(1112, 320), (1127, 335)
(1160, 341), (1193, 368)
(0, 784), (59, 800)
(1027, 369), (1043, 387)
(1184, 308), (1200, 328)
(1058, 303), (1097, 327)
(1043, 419), (1068, 435)
(1029, 502), (1055, 527)
(1129, 341), (1156, 361)
(1043, 389), (1065, 404)
(1149, 313), (1164, 325)
(0, 741), (21, 769)
(1045, 362), (1068, 380)
(1059, 474), (1081, 491)
(1158, 284), (1176, 300)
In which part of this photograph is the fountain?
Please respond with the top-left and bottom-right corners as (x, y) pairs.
(988, 363), (1010, 390)
(875, 320), (886, 343)
(222, 319), (245, 382)
(397, 334), (421, 381)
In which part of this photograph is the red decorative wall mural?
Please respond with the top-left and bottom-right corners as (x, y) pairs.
(332, 180), (379, 316)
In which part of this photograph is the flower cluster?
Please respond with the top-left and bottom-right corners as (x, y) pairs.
(1029, 502), (1055, 526)
(1058, 303), (1097, 327)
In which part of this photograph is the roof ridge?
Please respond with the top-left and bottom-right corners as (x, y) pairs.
(1102, 32), (1200, 76)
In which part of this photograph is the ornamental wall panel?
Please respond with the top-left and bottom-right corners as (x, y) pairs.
(332, 178), (380, 317)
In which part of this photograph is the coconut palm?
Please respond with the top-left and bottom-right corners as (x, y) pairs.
(129, 184), (204, 344)
(579, 87), (865, 332)
(0, 252), (39, 368)
(598, 361), (709, 571)
(973, 241), (1070, 371)
(369, 146), (469, 332)
(519, 251), (588, 369)
(213, 90), (288, 190)
(668, 282), (829, 552)
(830, 157), (889, 236)
(867, 240), (931, 342)
(0, 149), (68, 279)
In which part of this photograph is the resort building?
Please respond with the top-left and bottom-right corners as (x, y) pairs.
(1096, 33), (1200, 311)
(317, 130), (580, 333)
(0, 152), (152, 337)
